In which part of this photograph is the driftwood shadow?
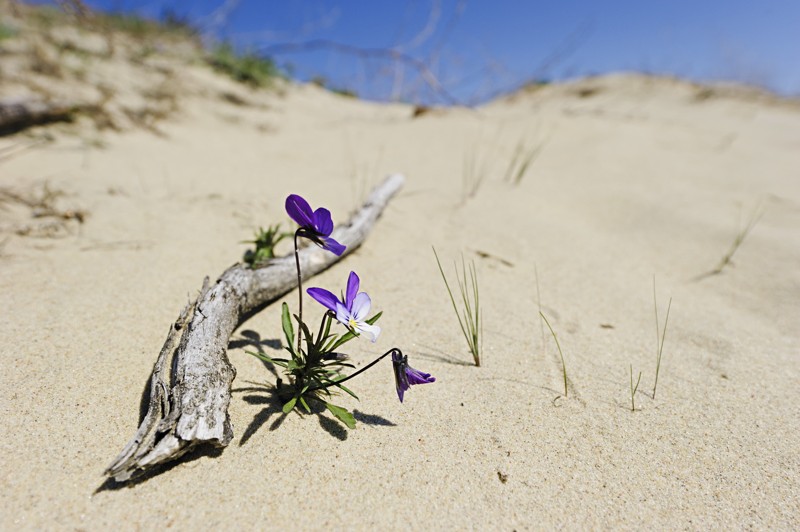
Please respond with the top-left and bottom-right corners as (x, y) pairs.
(95, 444), (223, 493)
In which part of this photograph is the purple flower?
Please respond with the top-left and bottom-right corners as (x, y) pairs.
(285, 194), (346, 256)
(392, 350), (435, 403)
(307, 271), (381, 342)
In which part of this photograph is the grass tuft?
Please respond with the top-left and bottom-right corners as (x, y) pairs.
(208, 43), (281, 88)
(433, 247), (482, 366)
(539, 311), (567, 397)
(0, 23), (17, 41)
(502, 139), (544, 185)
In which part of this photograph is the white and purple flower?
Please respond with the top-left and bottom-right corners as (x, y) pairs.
(307, 271), (381, 342)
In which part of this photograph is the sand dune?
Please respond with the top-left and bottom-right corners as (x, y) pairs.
(1, 5), (799, 529)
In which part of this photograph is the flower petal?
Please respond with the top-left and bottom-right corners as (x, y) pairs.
(356, 322), (381, 343)
(392, 351), (409, 403)
(345, 271), (360, 309)
(335, 301), (351, 327)
(312, 207), (334, 236)
(306, 287), (341, 312)
(351, 292), (372, 321)
(406, 365), (436, 385)
(285, 194), (314, 227)
(321, 236), (346, 256)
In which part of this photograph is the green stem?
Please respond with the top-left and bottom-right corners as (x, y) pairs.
(307, 348), (399, 393)
(294, 229), (303, 356)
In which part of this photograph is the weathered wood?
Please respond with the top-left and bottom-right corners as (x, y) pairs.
(106, 174), (405, 481)
(0, 97), (75, 136)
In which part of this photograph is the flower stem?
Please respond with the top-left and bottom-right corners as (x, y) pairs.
(294, 229), (303, 356)
(307, 348), (399, 393)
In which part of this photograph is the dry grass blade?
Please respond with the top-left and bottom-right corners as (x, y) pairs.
(630, 364), (642, 411)
(696, 202), (765, 280)
(539, 311), (567, 397)
(652, 277), (672, 399)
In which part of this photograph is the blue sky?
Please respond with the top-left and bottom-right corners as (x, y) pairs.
(79, 1), (800, 104)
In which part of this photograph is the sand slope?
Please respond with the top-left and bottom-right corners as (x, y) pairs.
(1, 12), (799, 530)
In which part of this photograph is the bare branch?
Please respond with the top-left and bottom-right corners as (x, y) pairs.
(260, 39), (464, 106)
(106, 174), (405, 482)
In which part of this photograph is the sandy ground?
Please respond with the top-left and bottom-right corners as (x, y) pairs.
(1, 12), (799, 529)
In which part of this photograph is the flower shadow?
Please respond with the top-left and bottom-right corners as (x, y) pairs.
(234, 382), (397, 444)
(353, 410), (396, 426)
(234, 383), (288, 446)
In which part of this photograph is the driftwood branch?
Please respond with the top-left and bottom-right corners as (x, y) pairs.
(106, 173), (405, 482)
(0, 97), (76, 136)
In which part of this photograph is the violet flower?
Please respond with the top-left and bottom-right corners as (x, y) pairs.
(391, 350), (435, 403)
(285, 194), (346, 256)
(307, 271), (381, 342)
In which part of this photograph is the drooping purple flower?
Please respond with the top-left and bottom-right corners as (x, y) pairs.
(285, 194), (346, 256)
(307, 271), (381, 342)
(392, 350), (435, 403)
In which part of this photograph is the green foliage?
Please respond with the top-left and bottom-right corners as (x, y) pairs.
(246, 307), (383, 429)
(209, 43), (281, 88)
(0, 23), (18, 41)
(326, 403), (356, 429)
(103, 13), (156, 35)
(243, 224), (289, 267)
(433, 248), (482, 366)
(329, 87), (358, 99)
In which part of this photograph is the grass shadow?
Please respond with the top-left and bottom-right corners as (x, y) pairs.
(229, 329), (282, 379)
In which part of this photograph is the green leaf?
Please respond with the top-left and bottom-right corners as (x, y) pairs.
(322, 313), (333, 343)
(325, 402), (356, 429)
(245, 350), (289, 368)
(299, 320), (313, 344)
(335, 382), (359, 400)
(299, 396), (311, 413)
(282, 396), (298, 414)
(281, 302), (294, 350)
(322, 334), (340, 353)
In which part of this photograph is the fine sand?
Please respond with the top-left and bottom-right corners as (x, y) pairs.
(2, 11), (799, 530)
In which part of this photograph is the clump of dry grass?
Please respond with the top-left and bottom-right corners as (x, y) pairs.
(502, 138), (544, 185)
(0, 183), (87, 238)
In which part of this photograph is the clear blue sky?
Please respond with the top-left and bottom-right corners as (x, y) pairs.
(79, 0), (800, 104)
